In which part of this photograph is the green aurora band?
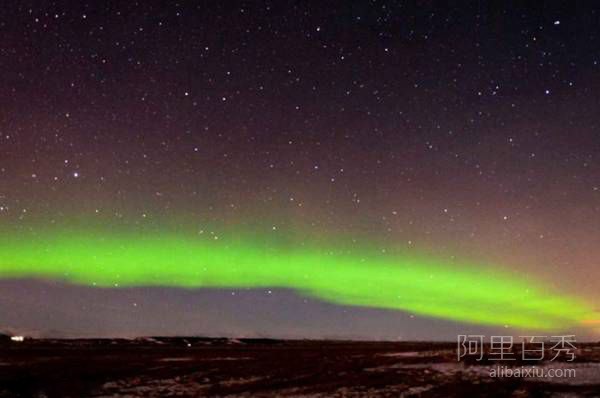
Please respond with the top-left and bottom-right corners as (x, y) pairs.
(0, 226), (596, 330)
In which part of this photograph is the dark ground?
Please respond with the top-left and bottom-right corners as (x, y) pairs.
(1, 338), (599, 397)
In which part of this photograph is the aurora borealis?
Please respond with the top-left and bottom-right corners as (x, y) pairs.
(0, 225), (597, 331)
(2, 2), (600, 339)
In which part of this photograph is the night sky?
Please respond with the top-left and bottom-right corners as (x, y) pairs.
(1, 1), (600, 340)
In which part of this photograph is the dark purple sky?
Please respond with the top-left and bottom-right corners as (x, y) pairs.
(1, 1), (599, 339)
